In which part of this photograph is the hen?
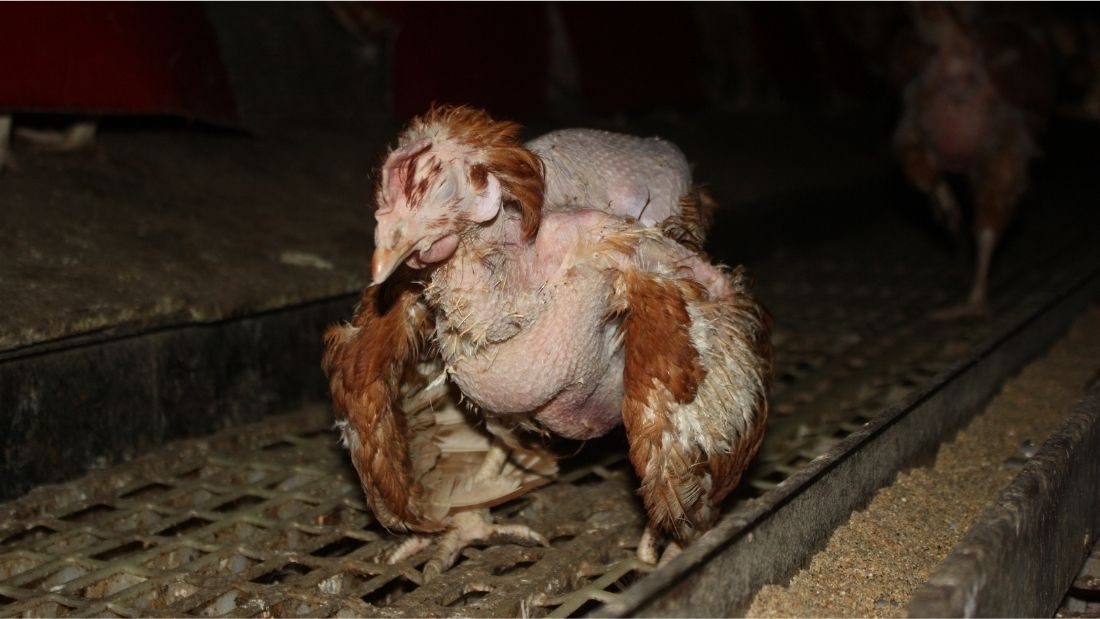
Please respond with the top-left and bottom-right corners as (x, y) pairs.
(324, 105), (772, 575)
(894, 3), (1052, 318)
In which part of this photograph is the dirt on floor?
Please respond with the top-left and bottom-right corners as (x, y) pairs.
(747, 305), (1100, 618)
(0, 126), (388, 352)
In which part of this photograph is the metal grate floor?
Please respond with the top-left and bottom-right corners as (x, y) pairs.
(0, 406), (650, 618)
(1, 201), (1095, 617)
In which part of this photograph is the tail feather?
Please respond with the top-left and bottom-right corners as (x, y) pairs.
(661, 185), (719, 251)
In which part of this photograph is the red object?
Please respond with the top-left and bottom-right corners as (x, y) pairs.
(0, 2), (239, 125)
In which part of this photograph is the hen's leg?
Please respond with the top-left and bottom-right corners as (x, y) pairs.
(385, 433), (549, 581)
(931, 226), (995, 320)
(930, 228), (995, 320)
(967, 227), (996, 308)
(636, 524), (683, 567)
(933, 130), (1028, 320)
(387, 509), (548, 581)
(895, 111), (964, 239)
(389, 438), (549, 573)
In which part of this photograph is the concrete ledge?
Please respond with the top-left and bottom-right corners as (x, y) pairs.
(0, 294), (357, 502)
(908, 383), (1100, 617)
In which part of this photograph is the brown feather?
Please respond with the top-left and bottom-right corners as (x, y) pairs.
(705, 267), (774, 507)
(621, 272), (708, 404)
(322, 281), (443, 532)
(660, 185), (719, 251)
(619, 264), (772, 540)
(411, 104), (545, 239)
(620, 272), (708, 536)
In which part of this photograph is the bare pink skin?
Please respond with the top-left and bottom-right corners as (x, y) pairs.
(371, 115), (716, 436)
(373, 127), (695, 284)
(406, 234), (459, 269)
(355, 108), (762, 570)
(372, 136), (491, 283)
(427, 209), (724, 439)
(525, 129), (691, 226)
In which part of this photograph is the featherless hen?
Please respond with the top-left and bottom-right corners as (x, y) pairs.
(324, 105), (772, 577)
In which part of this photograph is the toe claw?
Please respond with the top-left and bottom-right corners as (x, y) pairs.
(657, 541), (683, 568)
(386, 535), (433, 565)
(394, 510), (549, 581)
(421, 556), (448, 583)
(636, 526), (660, 565)
(929, 300), (990, 321)
(490, 524), (549, 547)
(636, 526), (682, 567)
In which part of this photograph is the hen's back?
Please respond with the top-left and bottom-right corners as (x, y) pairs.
(526, 128), (693, 228)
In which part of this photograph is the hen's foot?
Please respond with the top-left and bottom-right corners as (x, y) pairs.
(386, 509), (548, 582)
(636, 525), (683, 568)
(929, 300), (990, 321)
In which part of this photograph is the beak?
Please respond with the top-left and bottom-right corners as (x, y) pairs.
(371, 242), (417, 286)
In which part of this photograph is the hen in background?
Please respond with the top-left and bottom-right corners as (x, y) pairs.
(894, 3), (1054, 318)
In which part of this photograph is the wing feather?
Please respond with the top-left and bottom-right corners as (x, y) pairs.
(324, 282), (558, 531)
(615, 246), (772, 540)
(323, 281), (442, 532)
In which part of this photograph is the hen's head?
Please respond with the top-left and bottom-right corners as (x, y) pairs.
(913, 3), (981, 70)
(370, 105), (545, 285)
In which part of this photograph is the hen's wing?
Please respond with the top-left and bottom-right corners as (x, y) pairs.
(323, 282), (440, 532)
(404, 365), (558, 519)
(603, 232), (773, 540)
(324, 282), (557, 533)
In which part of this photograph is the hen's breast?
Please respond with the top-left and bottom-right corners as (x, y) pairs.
(432, 219), (627, 440)
(917, 60), (999, 171)
(445, 272), (625, 438)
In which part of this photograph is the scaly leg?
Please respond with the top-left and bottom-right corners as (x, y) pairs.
(636, 524), (683, 568)
(387, 372), (550, 581)
(966, 227), (996, 309)
(930, 226), (996, 320)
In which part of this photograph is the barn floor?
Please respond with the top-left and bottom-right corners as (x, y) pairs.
(2, 111), (1099, 617)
